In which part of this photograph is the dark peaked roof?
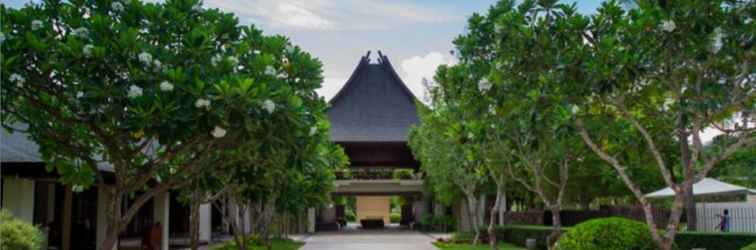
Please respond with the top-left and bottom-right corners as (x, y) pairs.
(327, 51), (420, 142)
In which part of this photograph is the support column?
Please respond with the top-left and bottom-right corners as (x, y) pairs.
(153, 192), (170, 250)
(307, 208), (316, 233)
(62, 186), (73, 250)
(199, 203), (212, 243)
(413, 200), (425, 225)
(1, 177), (35, 222)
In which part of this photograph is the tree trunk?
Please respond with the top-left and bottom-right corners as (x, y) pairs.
(488, 185), (503, 250)
(232, 203), (249, 250)
(498, 193), (506, 226)
(679, 110), (697, 231)
(100, 188), (122, 250)
(547, 206), (562, 250)
(465, 194), (481, 245)
(189, 190), (201, 250)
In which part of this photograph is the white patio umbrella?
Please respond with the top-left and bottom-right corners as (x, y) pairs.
(645, 178), (756, 199)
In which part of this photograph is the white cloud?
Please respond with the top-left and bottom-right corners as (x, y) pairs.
(204, 0), (459, 31)
(399, 52), (457, 102)
(317, 76), (349, 101)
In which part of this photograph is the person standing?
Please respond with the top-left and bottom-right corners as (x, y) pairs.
(717, 209), (731, 232)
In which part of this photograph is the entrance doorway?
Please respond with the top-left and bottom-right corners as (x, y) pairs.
(321, 194), (420, 231)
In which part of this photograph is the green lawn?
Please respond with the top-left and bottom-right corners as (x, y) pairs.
(211, 238), (304, 250)
(433, 242), (527, 250)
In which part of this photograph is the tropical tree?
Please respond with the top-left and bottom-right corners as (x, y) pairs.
(448, 1), (591, 248)
(1, 0), (329, 249)
(571, 1), (754, 249)
(409, 97), (487, 244)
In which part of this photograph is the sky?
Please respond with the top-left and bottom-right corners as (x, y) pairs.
(2, 0), (728, 142)
(1, 0), (605, 101)
(192, 0), (605, 101)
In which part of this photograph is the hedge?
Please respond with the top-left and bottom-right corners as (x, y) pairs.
(499, 225), (563, 250)
(675, 232), (756, 250)
(476, 224), (756, 250)
(742, 242), (756, 250)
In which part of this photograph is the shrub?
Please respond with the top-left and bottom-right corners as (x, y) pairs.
(0, 209), (44, 250)
(418, 214), (456, 232)
(675, 232), (756, 250)
(556, 217), (656, 250)
(390, 213), (401, 223)
(345, 210), (357, 222)
(450, 231), (475, 243)
(393, 169), (414, 180)
(742, 242), (756, 250)
(499, 225), (563, 250)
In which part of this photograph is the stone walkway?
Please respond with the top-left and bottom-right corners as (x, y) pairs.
(301, 229), (441, 250)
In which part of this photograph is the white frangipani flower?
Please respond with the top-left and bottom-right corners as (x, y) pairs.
(159, 81), (174, 91)
(478, 78), (492, 92)
(710, 27), (724, 53)
(9, 73), (25, 86)
(663, 98), (674, 110)
(195, 98), (211, 109)
(31, 20), (43, 31)
(494, 22), (504, 33)
(309, 126), (317, 136)
(282, 57), (289, 65)
(76, 91), (84, 98)
(72, 185), (84, 193)
(660, 20), (676, 32)
(83, 44), (94, 57)
(228, 56), (239, 65)
(127, 85), (143, 98)
(138, 52), (152, 65)
(111, 1), (124, 12)
(153, 60), (162, 70)
(191, 3), (202, 12)
(265, 65), (276, 75)
(212, 126), (227, 138)
(211, 54), (222, 66)
(72, 27), (89, 38)
(570, 105), (580, 114)
(262, 99), (276, 114)
(253, 50), (261, 55)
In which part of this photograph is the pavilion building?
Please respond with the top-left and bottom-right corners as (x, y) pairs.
(312, 51), (436, 230)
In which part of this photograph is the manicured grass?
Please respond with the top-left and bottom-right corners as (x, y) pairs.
(433, 242), (527, 250)
(212, 238), (304, 250)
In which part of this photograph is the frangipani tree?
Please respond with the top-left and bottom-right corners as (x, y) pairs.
(409, 95), (488, 244)
(448, 1), (590, 248)
(1, 0), (329, 249)
(571, 1), (754, 249)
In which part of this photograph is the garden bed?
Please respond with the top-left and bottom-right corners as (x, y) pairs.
(211, 238), (304, 250)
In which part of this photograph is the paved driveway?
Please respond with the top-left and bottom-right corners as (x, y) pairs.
(301, 230), (439, 250)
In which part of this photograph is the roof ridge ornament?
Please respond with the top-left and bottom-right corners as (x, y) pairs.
(364, 50), (372, 63)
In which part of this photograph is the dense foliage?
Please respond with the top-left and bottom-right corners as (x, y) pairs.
(556, 217), (656, 250)
(420, 0), (754, 249)
(674, 232), (756, 250)
(0, 210), (44, 250)
(1, 0), (343, 249)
